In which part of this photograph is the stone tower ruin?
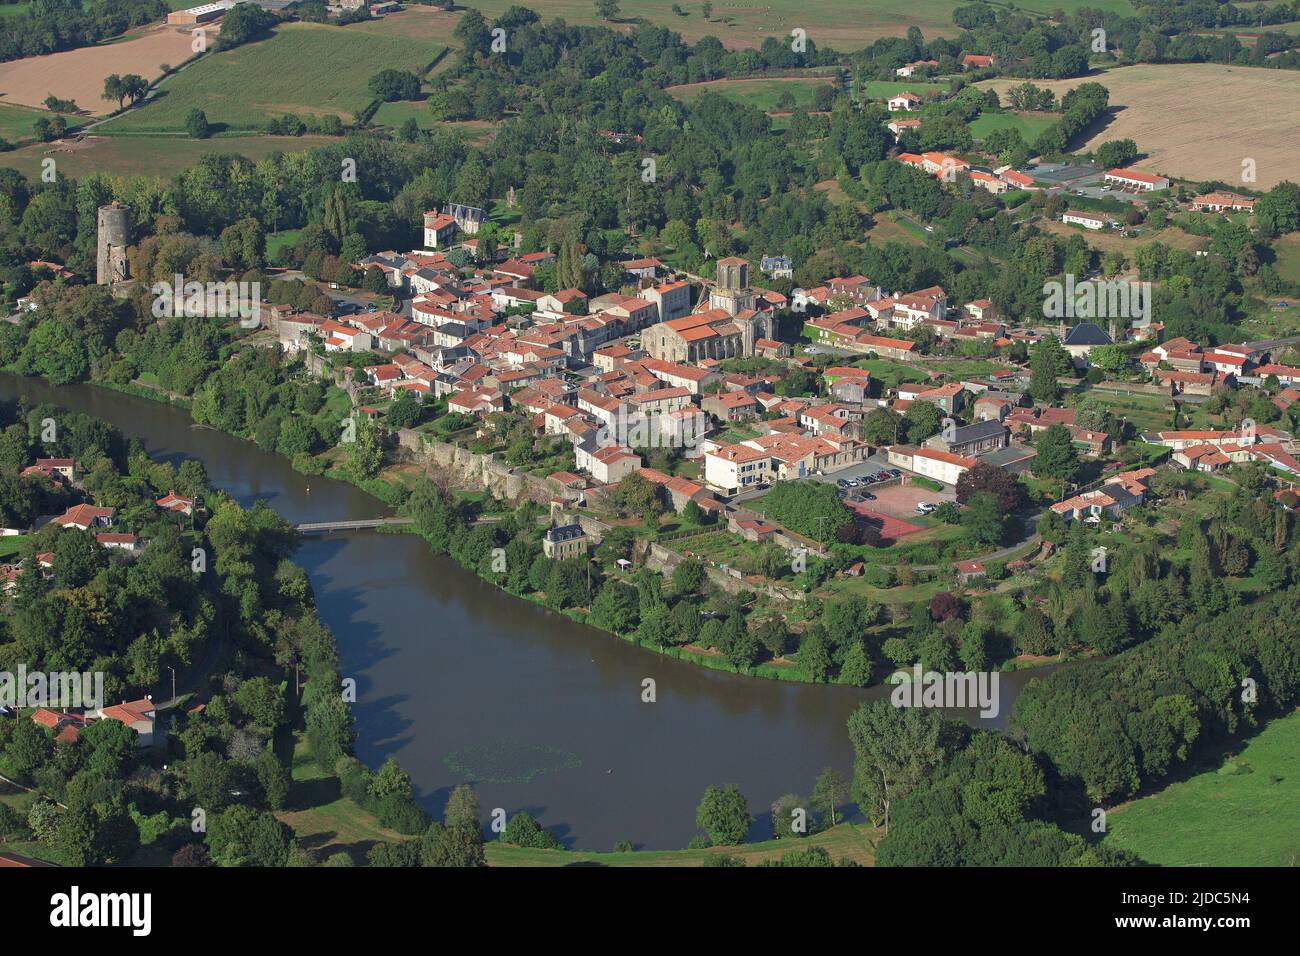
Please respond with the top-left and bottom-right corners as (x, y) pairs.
(96, 201), (131, 285)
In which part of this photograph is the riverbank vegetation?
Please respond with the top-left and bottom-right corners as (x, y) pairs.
(0, 399), (445, 866)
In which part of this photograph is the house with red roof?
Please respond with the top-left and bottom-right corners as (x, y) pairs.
(53, 504), (115, 531)
(1104, 167), (1170, 192)
(93, 697), (157, 747)
(156, 492), (195, 516)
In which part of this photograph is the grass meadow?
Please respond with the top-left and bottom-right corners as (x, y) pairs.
(100, 23), (443, 134)
(1103, 710), (1300, 867)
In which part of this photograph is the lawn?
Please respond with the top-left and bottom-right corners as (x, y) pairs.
(1103, 710), (1300, 867)
(1080, 386), (1186, 432)
(863, 211), (926, 247)
(487, 822), (878, 866)
(859, 80), (949, 100)
(0, 534), (27, 560)
(100, 23), (444, 133)
(850, 357), (931, 388)
(266, 229), (302, 261)
(968, 110), (1055, 142)
(1273, 233), (1300, 285)
(274, 736), (408, 865)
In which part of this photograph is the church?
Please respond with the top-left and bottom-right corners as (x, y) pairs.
(644, 258), (775, 363)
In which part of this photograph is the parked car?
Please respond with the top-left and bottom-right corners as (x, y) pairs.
(861, 491), (876, 500)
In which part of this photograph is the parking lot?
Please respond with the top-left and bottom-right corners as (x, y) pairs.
(864, 480), (953, 518)
(830, 459), (956, 519)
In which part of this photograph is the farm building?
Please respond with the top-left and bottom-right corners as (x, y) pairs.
(167, 1), (235, 24)
(1104, 168), (1170, 192)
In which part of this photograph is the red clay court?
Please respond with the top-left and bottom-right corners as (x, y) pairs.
(851, 506), (926, 541)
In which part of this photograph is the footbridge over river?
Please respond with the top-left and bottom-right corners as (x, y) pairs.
(295, 517), (416, 534)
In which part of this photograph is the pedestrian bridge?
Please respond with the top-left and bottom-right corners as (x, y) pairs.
(294, 517), (415, 534)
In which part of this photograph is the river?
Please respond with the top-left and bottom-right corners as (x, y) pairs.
(0, 373), (1055, 850)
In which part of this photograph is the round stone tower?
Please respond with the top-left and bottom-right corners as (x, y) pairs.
(96, 201), (131, 285)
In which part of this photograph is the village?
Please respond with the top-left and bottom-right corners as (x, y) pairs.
(222, 197), (1298, 591)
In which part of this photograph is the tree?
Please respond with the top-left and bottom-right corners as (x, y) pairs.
(589, 580), (639, 633)
(255, 748), (291, 810)
(102, 75), (124, 110)
(862, 407), (903, 444)
(904, 400), (942, 443)
(695, 784), (751, 845)
(810, 767), (849, 829)
(422, 820), (487, 866)
(214, 3), (277, 50)
(368, 69), (421, 102)
(847, 700), (960, 831)
(502, 812), (561, 849)
(1093, 139), (1137, 168)
(671, 557), (706, 596)
(443, 784), (481, 830)
(186, 108), (211, 139)
(956, 461), (1023, 511)
(595, 0), (620, 19)
(961, 491), (1005, 546)
(759, 480), (852, 544)
(1029, 337), (1070, 403)
(1032, 423), (1080, 488)
(770, 793), (807, 839)
(347, 416), (385, 481)
(206, 806), (292, 867)
(839, 640), (873, 686)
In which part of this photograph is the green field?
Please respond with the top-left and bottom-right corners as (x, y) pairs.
(860, 80), (949, 100)
(1103, 711), (1300, 867)
(1273, 233), (1300, 285)
(443, 0), (1136, 49)
(0, 133), (336, 179)
(352, 100), (501, 144)
(969, 110), (1056, 142)
(266, 229), (303, 261)
(101, 23), (443, 133)
(666, 76), (837, 111)
(0, 103), (78, 145)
